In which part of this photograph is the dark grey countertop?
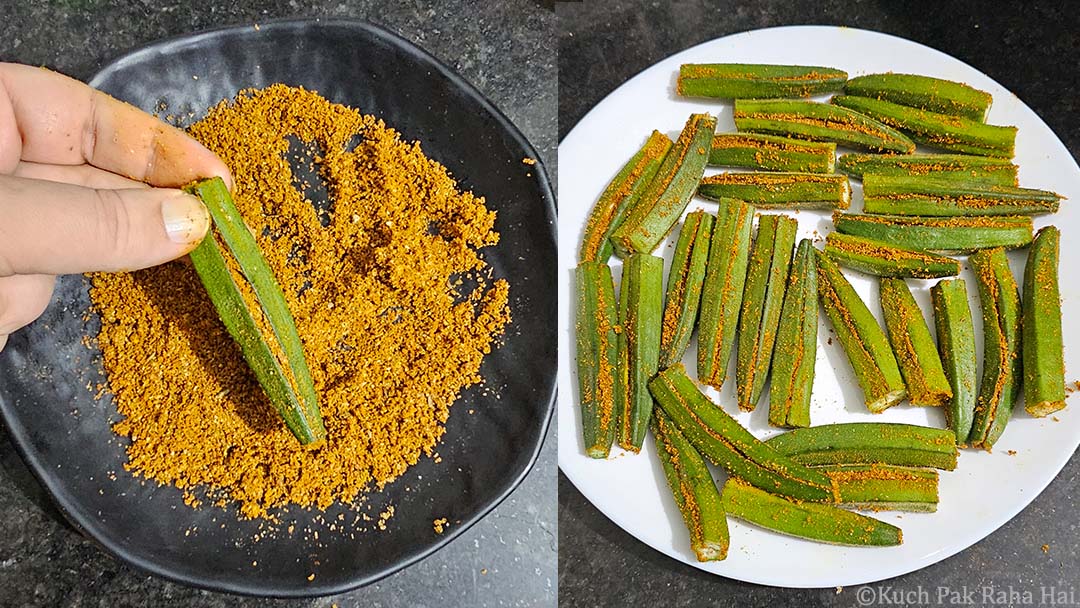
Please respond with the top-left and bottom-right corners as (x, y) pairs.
(0, 1), (554, 606)
(558, 2), (1079, 607)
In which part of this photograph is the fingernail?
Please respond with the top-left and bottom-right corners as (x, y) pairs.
(162, 193), (210, 245)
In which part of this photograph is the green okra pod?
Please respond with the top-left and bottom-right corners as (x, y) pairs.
(836, 153), (1017, 186)
(843, 73), (993, 122)
(649, 365), (834, 502)
(677, 63), (848, 99)
(652, 410), (729, 561)
(617, 254), (665, 452)
(862, 174), (1061, 217)
(831, 95), (1016, 157)
(612, 113), (717, 255)
(816, 251), (907, 412)
(698, 172), (851, 210)
(721, 479), (903, 546)
(579, 131), (673, 263)
(736, 214), (798, 411)
(659, 210), (714, 368)
(733, 99), (915, 154)
(931, 279), (978, 443)
(574, 262), (619, 458)
(769, 239), (818, 429)
(764, 422), (959, 470)
(697, 198), (755, 389)
(967, 248), (1022, 450)
(185, 178), (326, 445)
(824, 232), (961, 279)
(880, 278), (953, 407)
(1022, 226), (1066, 417)
(709, 132), (836, 173)
(822, 464), (939, 513)
(833, 213), (1033, 254)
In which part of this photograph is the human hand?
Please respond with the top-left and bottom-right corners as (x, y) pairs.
(0, 63), (232, 351)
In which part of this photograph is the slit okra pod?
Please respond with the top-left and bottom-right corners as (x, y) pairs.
(967, 248), (1022, 450)
(677, 63), (848, 99)
(652, 410), (729, 561)
(697, 198), (755, 389)
(736, 214), (798, 412)
(1022, 227), (1066, 417)
(579, 131), (673, 263)
(816, 251), (907, 412)
(843, 73), (993, 122)
(862, 174), (1062, 217)
(836, 153), (1017, 186)
(721, 479), (903, 546)
(879, 278), (953, 407)
(833, 213), (1033, 254)
(616, 254), (665, 452)
(698, 172), (852, 210)
(831, 95), (1016, 157)
(574, 262), (619, 458)
(824, 232), (961, 279)
(612, 113), (717, 256)
(709, 133), (836, 173)
(822, 465), (939, 513)
(659, 211), (714, 368)
(648, 365), (835, 502)
(769, 239), (818, 429)
(733, 99), (915, 154)
(931, 279), (978, 443)
(764, 422), (959, 470)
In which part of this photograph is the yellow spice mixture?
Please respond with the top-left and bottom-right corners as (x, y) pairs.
(90, 84), (510, 519)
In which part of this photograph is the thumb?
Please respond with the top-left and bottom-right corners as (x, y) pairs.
(0, 174), (210, 275)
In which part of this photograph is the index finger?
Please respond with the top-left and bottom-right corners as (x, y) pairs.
(0, 63), (232, 189)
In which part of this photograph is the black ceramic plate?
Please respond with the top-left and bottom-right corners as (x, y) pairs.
(0, 19), (555, 597)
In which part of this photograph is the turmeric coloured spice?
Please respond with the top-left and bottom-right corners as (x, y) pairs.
(90, 84), (510, 519)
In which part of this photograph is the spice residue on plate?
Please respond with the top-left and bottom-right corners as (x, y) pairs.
(90, 84), (510, 519)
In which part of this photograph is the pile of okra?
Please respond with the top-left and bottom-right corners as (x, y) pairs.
(575, 64), (1066, 560)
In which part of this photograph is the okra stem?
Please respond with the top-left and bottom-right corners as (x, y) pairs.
(612, 113), (717, 255)
(579, 131), (673, 263)
(652, 411), (729, 561)
(1022, 227), (1066, 417)
(736, 214), (797, 411)
(617, 254), (665, 452)
(733, 99), (915, 154)
(709, 133), (836, 173)
(764, 422), (958, 470)
(659, 211), (714, 368)
(721, 479), (903, 546)
(698, 172), (851, 210)
(574, 262), (619, 458)
(648, 365), (834, 502)
(833, 213), (1033, 254)
(832, 95), (1016, 157)
(862, 174), (1061, 217)
(822, 464), (939, 513)
(816, 251), (907, 412)
(879, 278), (953, 406)
(697, 198), (755, 389)
(836, 153), (1017, 186)
(677, 63), (847, 99)
(931, 279), (978, 443)
(769, 239), (818, 429)
(967, 248), (1022, 450)
(843, 73), (993, 122)
(824, 232), (961, 279)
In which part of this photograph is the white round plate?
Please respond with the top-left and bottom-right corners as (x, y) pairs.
(558, 25), (1080, 588)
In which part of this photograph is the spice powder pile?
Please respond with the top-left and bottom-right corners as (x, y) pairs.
(90, 85), (510, 519)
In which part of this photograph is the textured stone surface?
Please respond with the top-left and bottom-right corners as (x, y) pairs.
(0, 1), (554, 606)
(559, 2), (1079, 606)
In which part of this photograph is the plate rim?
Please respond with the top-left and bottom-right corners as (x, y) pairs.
(1, 16), (556, 599)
